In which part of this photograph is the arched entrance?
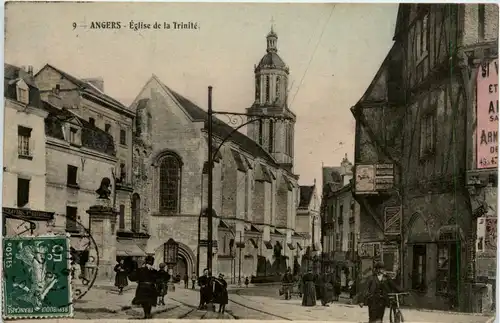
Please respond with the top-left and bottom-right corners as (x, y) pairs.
(175, 254), (188, 278)
(154, 241), (196, 278)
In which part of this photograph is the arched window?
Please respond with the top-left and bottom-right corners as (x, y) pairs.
(255, 76), (260, 100)
(276, 76), (281, 100)
(265, 76), (270, 102)
(268, 120), (274, 152)
(131, 194), (141, 232)
(159, 153), (182, 213)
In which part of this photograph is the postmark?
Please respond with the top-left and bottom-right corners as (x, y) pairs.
(2, 235), (73, 319)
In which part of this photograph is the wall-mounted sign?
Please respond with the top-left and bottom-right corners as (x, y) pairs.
(355, 165), (375, 192)
(384, 206), (402, 235)
(476, 59), (498, 169)
(355, 164), (394, 194)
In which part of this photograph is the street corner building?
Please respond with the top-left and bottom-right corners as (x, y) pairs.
(350, 4), (498, 313)
(127, 26), (320, 280)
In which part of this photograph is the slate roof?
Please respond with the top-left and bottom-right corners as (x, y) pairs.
(37, 64), (128, 110)
(155, 79), (278, 167)
(4, 63), (42, 108)
(299, 185), (315, 208)
(42, 102), (116, 156)
(256, 52), (287, 71)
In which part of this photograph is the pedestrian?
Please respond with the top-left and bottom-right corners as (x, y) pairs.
(114, 259), (129, 295)
(349, 278), (356, 299)
(281, 268), (293, 300)
(214, 273), (228, 313)
(333, 274), (342, 301)
(198, 268), (211, 310)
(314, 272), (323, 302)
(183, 273), (189, 289)
(156, 263), (170, 306)
(129, 255), (159, 319)
(301, 270), (316, 307)
(321, 273), (334, 307)
(244, 276), (249, 288)
(359, 261), (402, 323)
(191, 271), (197, 289)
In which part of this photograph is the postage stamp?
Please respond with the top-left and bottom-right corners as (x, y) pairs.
(2, 235), (73, 319)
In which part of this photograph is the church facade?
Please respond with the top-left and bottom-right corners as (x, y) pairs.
(129, 27), (308, 279)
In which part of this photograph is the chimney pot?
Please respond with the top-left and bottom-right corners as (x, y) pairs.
(28, 65), (33, 76)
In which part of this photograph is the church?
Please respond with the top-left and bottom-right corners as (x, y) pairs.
(129, 27), (311, 280)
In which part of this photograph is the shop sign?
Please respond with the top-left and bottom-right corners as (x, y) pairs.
(355, 164), (394, 194)
(384, 206), (402, 235)
(476, 59), (498, 169)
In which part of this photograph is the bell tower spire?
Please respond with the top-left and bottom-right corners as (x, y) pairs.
(266, 17), (278, 53)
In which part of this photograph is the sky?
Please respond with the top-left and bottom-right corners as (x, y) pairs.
(5, 2), (398, 190)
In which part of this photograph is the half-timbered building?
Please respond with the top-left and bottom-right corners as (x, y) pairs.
(352, 4), (498, 312)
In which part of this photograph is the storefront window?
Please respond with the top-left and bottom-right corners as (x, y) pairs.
(436, 243), (458, 295)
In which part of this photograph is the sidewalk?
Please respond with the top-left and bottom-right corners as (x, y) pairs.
(73, 282), (176, 316)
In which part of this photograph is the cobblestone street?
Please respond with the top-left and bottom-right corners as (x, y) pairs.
(67, 282), (496, 322)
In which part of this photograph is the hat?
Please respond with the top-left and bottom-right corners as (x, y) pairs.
(159, 263), (166, 269)
(145, 255), (155, 265)
(218, 273), (224, 277)
(374, 261), (385, 270)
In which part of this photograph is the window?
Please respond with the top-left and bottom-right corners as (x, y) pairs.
(258, 120), (263, 145)
(412, 245), (427, 291)
(17, 126), (32, 157)
(159, 154), (182, 213)
(67, 165), (78, 187)
(478, 237), (484, 251)
(276, 76), (281, 100)
(69, 127), (78, 144)
(335, 231), (342, 251)
(268, 120), (274, 152)
(17, 177), (30, 207)
(339, 203), (344, 224)
(348, 230), (354, 251)
(419, 114), (435, 157)
(16, 82), (29, 104)
(418, 13), (430, 58)
(436, 243), (458, 294)
(255, 76), (260, 100)
(131, 194), (141, 232)
(119, 204), (125, 230)
(119, 163), (126, 183)
(105, 123), (111, 133)
(265, 76), (270, 102)
(478, 4), (485, 40)
(65, 206), (78, 232)
(120, 129), (127, 146)
(89, 117), (95, 126)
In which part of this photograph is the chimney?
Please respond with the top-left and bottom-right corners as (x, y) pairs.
(27, 65), (33, 76)
(82, 77), (104, 92)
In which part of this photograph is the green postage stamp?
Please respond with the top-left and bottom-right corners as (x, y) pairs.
(3, 235), (73, 319)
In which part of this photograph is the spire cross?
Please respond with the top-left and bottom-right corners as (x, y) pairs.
(271, 17), (275, 31)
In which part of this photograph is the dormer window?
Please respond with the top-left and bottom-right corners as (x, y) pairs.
(16, 80), (29, 105)
(66, 122), (82, 147)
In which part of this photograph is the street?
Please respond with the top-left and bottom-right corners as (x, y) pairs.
(72, 283), (495, 322)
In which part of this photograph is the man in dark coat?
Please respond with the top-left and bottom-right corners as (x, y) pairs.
(198, 269), (215, 310)
(359, 262), (402, 323)
(156, 263), (170, 306)
(114, 259), (129, 295)
(129, 255), (158, 319)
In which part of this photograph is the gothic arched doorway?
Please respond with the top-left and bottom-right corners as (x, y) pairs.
(175, 254), (188, 278)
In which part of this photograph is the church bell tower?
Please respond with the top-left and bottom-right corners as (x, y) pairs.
(247, 24), (296, 170)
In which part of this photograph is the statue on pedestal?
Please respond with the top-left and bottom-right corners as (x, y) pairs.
(96, 177), (112, 199)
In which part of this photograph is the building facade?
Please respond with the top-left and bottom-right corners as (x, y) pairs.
(34, 65), (146, 277)
(320, 155), (360, 287)
(128, 28), (308, 280)
(351, 4), (498, 312)
(3, 64), (52, 236)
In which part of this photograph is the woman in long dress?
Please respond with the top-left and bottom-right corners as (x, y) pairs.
(129, 256), (159, 319)
(114, 259), (129, 295)
(301, 270), (316, 307)
(214, 273), (228, 313)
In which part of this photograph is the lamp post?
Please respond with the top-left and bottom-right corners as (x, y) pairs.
(237, 231), (243, 286)
(205, 86), (293, 273)
(165, 238), (179, 292)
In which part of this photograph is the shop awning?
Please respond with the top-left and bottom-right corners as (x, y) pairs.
(116, 240), (147, 257)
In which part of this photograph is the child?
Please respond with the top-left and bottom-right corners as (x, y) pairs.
(156, 263), (170, 306)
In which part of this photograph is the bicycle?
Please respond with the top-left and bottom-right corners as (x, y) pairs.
(388, 292), (409, 323)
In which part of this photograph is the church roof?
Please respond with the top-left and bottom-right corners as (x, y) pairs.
(256, 52), (287, 71)
(154, 79), (279, 167)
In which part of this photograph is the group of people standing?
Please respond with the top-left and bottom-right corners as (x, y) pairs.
(114, 256), (171, 319)
(197, 268), (229, 313)
(300, 269), (342, 307)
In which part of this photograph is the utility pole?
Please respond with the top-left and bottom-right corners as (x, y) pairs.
(207, 86), (213, 272)
(238, 231), (242, 285)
